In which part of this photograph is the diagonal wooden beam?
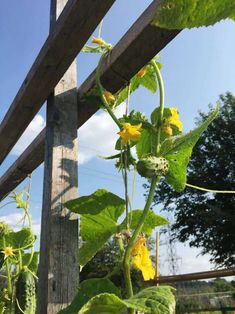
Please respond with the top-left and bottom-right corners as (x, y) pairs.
(0, 0), (115, 165)
(0, 0), (180, 201)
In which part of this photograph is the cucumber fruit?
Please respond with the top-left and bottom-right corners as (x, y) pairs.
(15, 269), (36, 314)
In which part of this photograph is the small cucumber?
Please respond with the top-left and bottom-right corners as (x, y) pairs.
(15, 269), (36, 314)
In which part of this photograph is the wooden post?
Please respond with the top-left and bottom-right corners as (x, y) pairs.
(37, 0), (79, 312)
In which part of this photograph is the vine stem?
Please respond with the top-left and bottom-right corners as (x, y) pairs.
(3, 236), (12, 296)
(98, 19), (103, 38)
(96, 53), (122, 129)
(186, 183), (235, 194)
(25, 174), (34, 267)
(151, 60), (165, 155)
(123, 177), (159, 300)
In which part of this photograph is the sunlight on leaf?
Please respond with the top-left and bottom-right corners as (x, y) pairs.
(153, 0), (235, 29)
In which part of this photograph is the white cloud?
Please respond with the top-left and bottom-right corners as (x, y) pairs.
(10, 105), (126, 166)
(11, 114), (45, 155)
(1, 212), (41, 237)
(78, 105), (126, 165)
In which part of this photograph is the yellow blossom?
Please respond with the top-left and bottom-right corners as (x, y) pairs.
(137, 67), (147, 78)
(103, 91), (115, 104)
(92, 36), (106, 46)
(163, 124), (173, 137)
(165, 107), (183, 132)
(1, 246), (14, 259)
(131, 236), (155, 281)
(118, 123), (142, 145)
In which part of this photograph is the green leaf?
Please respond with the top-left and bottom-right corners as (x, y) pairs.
(136, 128), (155, 159)
(116, 65), (157, 107)
(82, 45), (104, 54)
(59, 278), (121, 314)
(153, 0), (235, 29)
(78, 293), (130, 314)
(66, 190), (125, 266)
(116, 76), (141, 107)
(77, 286), (175, 314)
(126, 286), (175, 314)
(22, 252), (39, 273)
(161, 105), (219, 191)
(0, 228), (35, 250)
(120, 210), (169, 235)
(140, 65), (157, 93)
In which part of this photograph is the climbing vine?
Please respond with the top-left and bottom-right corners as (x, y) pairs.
(1, 1), (235, 313)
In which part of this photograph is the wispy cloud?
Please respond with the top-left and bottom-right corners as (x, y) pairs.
(0, 212), (41, 237)
(78, 104), (125, 164)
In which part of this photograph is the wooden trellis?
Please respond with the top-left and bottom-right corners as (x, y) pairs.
(2, 0), (232, 313)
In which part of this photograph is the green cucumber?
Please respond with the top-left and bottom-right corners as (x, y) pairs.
(15, 269), (36, 314)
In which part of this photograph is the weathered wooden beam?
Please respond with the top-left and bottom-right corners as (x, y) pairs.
(0, 0), (180, 200)
(153, 268), (235, 284)
(37, 0), (79, 312)
(0, 0), (115, 165)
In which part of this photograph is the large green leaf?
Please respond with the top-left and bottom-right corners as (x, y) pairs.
(65, 190), (125, 266)
(153, 0), (235, 29)
(127, 286), (175, 314)
(59, 278), (121, 314)
(136, 128), (154, 159)
(161, 105), (219, 191)
(0, 228), (35, 250)
(77, 286), (175, 314)
(22, 252), (39, 273)
(78, 293), (142, 314)
(120, 210), (169, 235)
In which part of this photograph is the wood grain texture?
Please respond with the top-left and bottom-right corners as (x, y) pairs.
(0, 0), (180, 200)
(0, 0), (115, 165)
(37, 1), (79, 313)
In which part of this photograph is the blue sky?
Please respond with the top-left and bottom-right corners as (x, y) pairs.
(0, 1), (235, 275)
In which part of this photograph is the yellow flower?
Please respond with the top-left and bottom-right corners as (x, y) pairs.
(92, 36), (106, 46)
(163, 124), (173, 137)
(165, 107), (183, 132)
(131, 236), (155, 281)
(118, 123), (142, 145)
(137, 67), (147, 78)
(103, 91), (115, 104)
(1, 246), (14, 259)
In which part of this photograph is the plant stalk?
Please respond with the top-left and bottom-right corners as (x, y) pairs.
(123, 177), (159, 299)
(151, 60), (165, 154)
(96, 53), (122, 129)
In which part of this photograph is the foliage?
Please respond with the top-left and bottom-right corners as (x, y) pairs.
(65, 190), (168, 266)
(1, 5), (230, 312)
(151, 93), (235, 266)
(80, 237), (155, 296)
(62, 286), (175, 314)
(0, 187), (37, 313)
(153, 0), (235, 29)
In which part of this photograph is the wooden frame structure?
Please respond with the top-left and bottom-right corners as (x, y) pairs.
(0, 0), (232, 313)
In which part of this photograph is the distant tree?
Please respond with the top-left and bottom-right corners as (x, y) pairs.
(213, 278), (235, 293)
(150, 92), (235, 267)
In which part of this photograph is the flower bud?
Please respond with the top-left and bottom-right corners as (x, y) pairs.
(163, 124), (173, 137)
(137, 156), (169, 178)
(103, 90), (115, 104)
(137, 67), (147, 78)
(92, 36), (106, 46)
